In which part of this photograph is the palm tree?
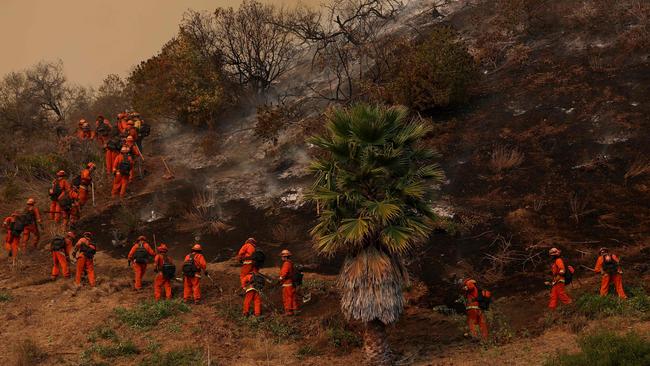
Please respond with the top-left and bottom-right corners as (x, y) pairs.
(308, 104), (444, 365)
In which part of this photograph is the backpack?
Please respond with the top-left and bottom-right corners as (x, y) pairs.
(162, 258), (176, 280)
(96, 123), (110, 136)
(118, 158), (131, 175)
(133, 243), (149, 264)
(107, 139), (121, 151)
(292, 264), (304, 286)
(11, 215), (27, 236)
(51, 236), (66, 251)
(49, 181), (63, 200)
(23, 210), (36, 225)
(602, 255), (619, 275)
(562, 260), (575, 285)
(476, 288), (492, 311)
(138, 122), (151, 137)
(251, 250), (266, 268)
(59, 197), (74, 213)
(71, 175), (82, 188)
(182, 253), (199, 276)
(252, 272), (266, 290)
(81, 243), (96, 259)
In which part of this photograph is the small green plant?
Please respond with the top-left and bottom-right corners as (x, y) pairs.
(114, 299), (190, 329)
(95, 342), (140, 358)
(0, 291), (12, 302)
(87, 326), (118, 343)
(166, 321), (182, 334)
(139, 347), (202, 366)
(545, 332), (650, 366)
(296, 344), (321, 358)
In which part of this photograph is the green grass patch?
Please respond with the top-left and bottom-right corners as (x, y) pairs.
(570, 287), (650, 319)
(545, 332), (650, 366)
(115, 299), (190, 329)
(87, 326), (118, 343)
(216, 303), (300, 342)
(83, 341), (139, 360)
(326, 325), (362, 349)
(139, 347), (202, 366)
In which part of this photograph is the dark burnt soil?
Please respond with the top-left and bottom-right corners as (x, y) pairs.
(411, 0), (650, 303)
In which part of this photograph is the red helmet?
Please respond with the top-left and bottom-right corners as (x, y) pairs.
(56, 170), (66, 177)
(549, 247), (561, 256)
(157, 244), (168, 252)
(26, 198), (35, 205)
(87, 162), (96, 170)
(280, 249), (292, 257)
(137, 235), (146, 241)
(192, 244), (202, 251)
(246, 237), (257, 245)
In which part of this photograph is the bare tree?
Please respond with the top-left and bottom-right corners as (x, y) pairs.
(25, 61), (69, 121)
(182, 0), (300, 92)
(0, 72), (45, 130)
(280, 0), (406, 101)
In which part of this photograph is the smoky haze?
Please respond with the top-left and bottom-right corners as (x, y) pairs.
(1, 0), (321, 86)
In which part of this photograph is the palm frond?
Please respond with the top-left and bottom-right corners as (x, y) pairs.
(338, 217), (372, 243)
(363, 200), (402, 224)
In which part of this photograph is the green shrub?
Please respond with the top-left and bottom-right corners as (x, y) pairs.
(296, 344), (321, 358)
(390, 26), (478, 112)
(545, 332), (650, 366)
(15, 153), (72, 181)
(571, 288), (650, 319)
(114, 300), (190, 329)
(140, 347), (202, 366)
(0, 291), (12, 302)
(12, 339), (47, 366)
(326, 325), (362, 349)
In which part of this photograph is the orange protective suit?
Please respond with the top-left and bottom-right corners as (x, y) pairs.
(242, 273), (262, 316)
(128, 241), (155, 289)
(95, 119), (112, 147)
(238, 241), (258, 288)
(51, 235), (73, 279)
(154, 254), (173, 300)
(594, 254), (627, 299)
(183, 252), (207, 303)
(49, 178), (71, 222)
(74, 238), (96, 287)
(464, 280), (488, 339)
(117, 118), (129, 134)
(111, 154), (134, 198)
(77, 168), (93, 206)
(2, 216), (13, 255)
(548, 257), (572, 309)
(279, 260), (298, 315)
(22, 206), (42, 248)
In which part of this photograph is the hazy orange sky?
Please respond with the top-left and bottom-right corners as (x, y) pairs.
(0, 0), (321, 86)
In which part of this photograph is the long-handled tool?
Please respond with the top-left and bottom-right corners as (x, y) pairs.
(580, 264), (596, 272)
(91, 182), (96, 207)
(162, 158), (174, 180)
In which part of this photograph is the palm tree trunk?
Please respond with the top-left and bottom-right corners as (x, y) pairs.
(363, 319), (393, 366)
